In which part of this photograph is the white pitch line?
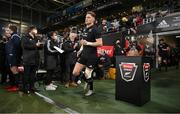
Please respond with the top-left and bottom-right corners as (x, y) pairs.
(35, 92), (80, 114)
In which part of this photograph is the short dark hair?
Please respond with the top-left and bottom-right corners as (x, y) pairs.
(86, 11), (96, 19)
(28, 26), (37, 33)
(9, 25), (17, 33)
(50, 31), (57, 37)
(159, 39), (164, 41)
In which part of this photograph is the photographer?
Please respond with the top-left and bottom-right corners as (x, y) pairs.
(126, 40), (142, 56)
(21, 26), (42, 94)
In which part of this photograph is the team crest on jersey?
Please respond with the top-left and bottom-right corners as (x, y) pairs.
(119, 63), (138, 82)
(143, 63), (150, 82)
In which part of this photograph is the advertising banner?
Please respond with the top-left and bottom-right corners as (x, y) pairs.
(97, 46), (114, 57)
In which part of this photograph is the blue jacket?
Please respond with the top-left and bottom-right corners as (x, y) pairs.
(5, 32), (21, 67)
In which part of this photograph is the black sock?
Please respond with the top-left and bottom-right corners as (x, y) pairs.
(89, 81), (93, 91)
(87, 78), (93, 90)
(165, 64), (168, 71)
(159, 64), (161, 71)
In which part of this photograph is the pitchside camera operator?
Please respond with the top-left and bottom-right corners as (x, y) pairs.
(21, 26), (43, 94)
(72, 11), (103, 96)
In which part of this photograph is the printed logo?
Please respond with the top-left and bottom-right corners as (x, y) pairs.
(157, 20), (170, 28)
(143, 63), (150, 82)
(119, 63), (138, 82)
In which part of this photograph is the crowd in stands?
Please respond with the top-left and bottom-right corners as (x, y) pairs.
(59, 0), (180, 36)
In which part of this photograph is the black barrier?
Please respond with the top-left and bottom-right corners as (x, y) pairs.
(102, 32), (124, 46)
(115, 56), (151, 106)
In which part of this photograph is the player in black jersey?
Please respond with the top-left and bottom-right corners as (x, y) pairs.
(157, 39), (170, 71)
(73, 11), (103, 96)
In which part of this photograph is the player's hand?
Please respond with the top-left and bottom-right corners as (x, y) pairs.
(73, 43), (78, 49)
(36, 42), (41, 47)
(80, 39), (88, 45)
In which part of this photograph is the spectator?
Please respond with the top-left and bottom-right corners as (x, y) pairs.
(111, 19), (120, 31)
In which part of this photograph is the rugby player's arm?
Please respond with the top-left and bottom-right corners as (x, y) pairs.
(87, 38), (103, 47)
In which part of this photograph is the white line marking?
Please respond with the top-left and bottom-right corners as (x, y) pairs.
(35, 92), (80, 114)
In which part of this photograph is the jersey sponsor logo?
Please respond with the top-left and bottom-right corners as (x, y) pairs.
(157, 20), (170, 28)
(143, 63), (150, 82)
(119, 63), (138, 82)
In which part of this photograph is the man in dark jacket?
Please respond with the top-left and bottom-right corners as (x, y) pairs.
(1, 27), (14, 86)
(44, 31), (59, 90)
(63, 32), (79, 88)
(21, 26), (42, 94)
(5, 25), (21, 92)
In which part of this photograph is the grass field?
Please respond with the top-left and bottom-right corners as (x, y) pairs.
(0, 66), (180, 113)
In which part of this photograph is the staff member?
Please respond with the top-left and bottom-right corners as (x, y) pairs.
(73, 11), (103, 96)
(63, 31), (79, 88)
(2, 27), (14, 88)
(44, 31), (59, 90)
(5, 25), (21, 92)
(21, 26), (42, 94)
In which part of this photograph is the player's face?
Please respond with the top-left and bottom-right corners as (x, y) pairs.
(160, 40), (164, 44)
(85, 14), (95, 25)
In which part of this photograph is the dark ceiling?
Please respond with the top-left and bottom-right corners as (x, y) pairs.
(0, 0), (82, 14)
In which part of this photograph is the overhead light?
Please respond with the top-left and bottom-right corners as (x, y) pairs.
(10, 19), (20, 24)
(53, 0), (60, 3)
(176, 36), (180, 38)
